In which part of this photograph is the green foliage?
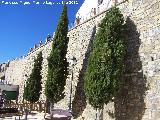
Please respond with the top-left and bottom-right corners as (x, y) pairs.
(23, 51), (43, 103)
(45, 2), (69, 103)
(84, 7), (125, 109)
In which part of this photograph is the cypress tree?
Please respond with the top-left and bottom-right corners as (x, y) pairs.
(45, 2), (69, 106)
(23, 51), (43, 103)
(84, 7), (125, 109)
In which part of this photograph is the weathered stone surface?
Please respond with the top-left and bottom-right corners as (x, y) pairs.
(0, 0), (160, 119)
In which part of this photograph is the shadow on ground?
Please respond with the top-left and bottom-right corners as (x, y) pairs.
(114, 17), (148, 120)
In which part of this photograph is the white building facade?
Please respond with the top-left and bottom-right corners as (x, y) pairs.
(75, 0), (121, 24)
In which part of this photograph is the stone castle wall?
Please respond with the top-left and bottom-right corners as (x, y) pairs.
(5, 41), (53, 102)
(1, 0), (160, 119)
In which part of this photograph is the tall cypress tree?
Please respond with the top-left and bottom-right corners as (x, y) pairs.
(23, 51), (43, 103)
(45, 2), (69, 106)
(84, 7), (125, 109)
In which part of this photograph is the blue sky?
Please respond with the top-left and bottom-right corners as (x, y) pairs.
(0, 0), (83, 63)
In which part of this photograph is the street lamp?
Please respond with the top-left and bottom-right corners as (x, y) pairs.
(22, 74), (28, 103)
(24, 74), (28, 88)
(68, 56), (77, 112)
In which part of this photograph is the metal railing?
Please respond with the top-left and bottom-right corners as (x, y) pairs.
(4, 101), (47, 113)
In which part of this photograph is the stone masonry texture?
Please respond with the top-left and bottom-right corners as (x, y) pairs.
(0, 0), (160, 119)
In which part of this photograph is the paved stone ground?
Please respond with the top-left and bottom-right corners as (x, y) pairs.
(0, 112), (46, 120)
(0, 112), (71, 120)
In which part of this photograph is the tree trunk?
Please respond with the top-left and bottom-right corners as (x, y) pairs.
(29, 102), (33, 113)
(46, 99), (50, 113)
(96, 108), (103, 120)
(50, 102), (54, 118)
(24, 109), (28, 120)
